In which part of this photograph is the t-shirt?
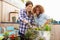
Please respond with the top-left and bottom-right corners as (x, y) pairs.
(34, 13), (50, 27)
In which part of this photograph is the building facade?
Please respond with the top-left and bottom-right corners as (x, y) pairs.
(0, 0), (21, 22)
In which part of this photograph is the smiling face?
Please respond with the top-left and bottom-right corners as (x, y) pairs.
(36, 8), (40, 15)
(25, 1), (33, 12)
(26, 4), (33, 12)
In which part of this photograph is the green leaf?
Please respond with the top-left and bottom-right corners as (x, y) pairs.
(21, 0), (24, 3)
(4, 32), (9, 37)
(44, 24), (51, 31)
(25, 0), (29, 2)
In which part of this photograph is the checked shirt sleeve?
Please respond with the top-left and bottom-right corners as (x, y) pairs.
(18, 9), (24, 21)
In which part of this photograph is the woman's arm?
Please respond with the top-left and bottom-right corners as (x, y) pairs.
(45, 19), (51, 24)
(18, 9), (28, 23)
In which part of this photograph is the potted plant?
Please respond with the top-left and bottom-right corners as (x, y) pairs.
(2, 32), (9, 40)
(39, 37), (44, 40)
(9, 34), (15, 40)
(25, 27), (39, 40)
(25, 23), (51, 40)
(34, 24), (51, 40)
(12, 16), (16, 22)
(43, 24), (51, 40)
(24, 23), (39, 40)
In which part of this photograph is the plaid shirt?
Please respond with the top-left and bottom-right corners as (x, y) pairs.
(18, 9), (34, 34)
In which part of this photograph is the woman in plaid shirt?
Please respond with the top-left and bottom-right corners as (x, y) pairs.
(18, 1), (34, 40)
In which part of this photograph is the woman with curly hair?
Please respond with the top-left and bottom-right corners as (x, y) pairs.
(33, 5), (50, 27)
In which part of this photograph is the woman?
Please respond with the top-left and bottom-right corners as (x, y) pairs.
(32, 5), (51, 39)
(33, 5), (50, 27)
(18, 1), (34, 40)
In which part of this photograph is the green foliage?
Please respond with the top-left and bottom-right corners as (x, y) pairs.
(25, 28), (38, 40)
(21, 0), (30, 3)
(34, 24), (51, 31)
(0, 36), (4, 40)
(3, 32), (9, 37)
(44, 24), (51, 31)
(21, 0), (24, 3)
(34, 27), (42, 31)
(25, 23), (51, 40)
(12, 16), (16, 22)
(39, 37), (44, 40)
(15, 36), (20, 40)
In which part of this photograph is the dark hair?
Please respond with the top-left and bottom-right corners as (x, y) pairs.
(33, 5), (44, 14)
(25, 1), (33, 7)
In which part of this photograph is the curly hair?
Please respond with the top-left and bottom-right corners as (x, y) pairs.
(33, 5), (44, 14)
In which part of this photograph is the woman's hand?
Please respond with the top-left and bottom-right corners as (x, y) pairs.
(32, 25), (37, 29)
(23, 19), (28, 24)
(45, 19), (51, 24)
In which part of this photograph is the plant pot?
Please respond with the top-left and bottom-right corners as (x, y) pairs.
(34, 31), (44, 40)
(38, 31), (44, 37)
(43, 31), (50, 40)
(36, 31), (50, 40)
